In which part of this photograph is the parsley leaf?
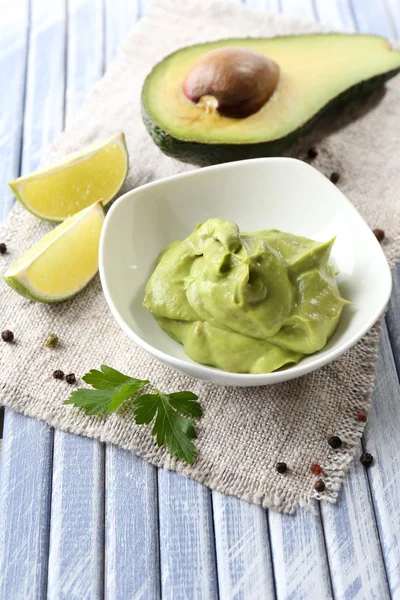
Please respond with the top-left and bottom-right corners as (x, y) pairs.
(63, 366), (202, 464)
(133, 390), (202, 464)
(63, 364), (149, 415)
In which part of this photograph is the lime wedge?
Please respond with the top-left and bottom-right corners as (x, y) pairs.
(9, 132), (128, 222)
(4, 202), (104, 303)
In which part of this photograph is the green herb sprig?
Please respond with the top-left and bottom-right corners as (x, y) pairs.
(64, 365), (202, 463)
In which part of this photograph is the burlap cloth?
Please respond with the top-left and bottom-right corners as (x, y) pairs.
(0, 0), (399, 514)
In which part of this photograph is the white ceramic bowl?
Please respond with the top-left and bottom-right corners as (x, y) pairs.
(99, 157), (391, 387)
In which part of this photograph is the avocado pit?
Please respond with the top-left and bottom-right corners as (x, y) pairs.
(182, 47), (280, 118)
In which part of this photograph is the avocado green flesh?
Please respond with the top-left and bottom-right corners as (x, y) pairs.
(142, 34), (400, 165)
(143, 219), (348, 374)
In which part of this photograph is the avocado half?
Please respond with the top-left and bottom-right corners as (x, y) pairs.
(141, 34), (400, 166)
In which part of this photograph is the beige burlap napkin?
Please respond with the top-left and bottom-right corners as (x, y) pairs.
(0, 0), (399, 513)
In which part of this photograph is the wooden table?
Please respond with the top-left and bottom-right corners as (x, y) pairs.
(0, 1), (399, 598)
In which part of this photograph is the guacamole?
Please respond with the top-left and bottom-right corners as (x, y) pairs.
(143, 219), (348, 374)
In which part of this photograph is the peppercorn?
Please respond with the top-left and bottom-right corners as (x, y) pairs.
(0, 243), (7, 254)
(307, 147), (318, 160)
(1, 330), (14, 342)
(330, 172), (340, 184)
(360, 452), (374, 467)
(373, 228), (385, 243)
(314, 479), (325, 493)
(356, 412), (367, 422)
(53, 370), (64, 380)
(276, 462), (287, 474)
(328, 435), (342, 449)
(65, 373), (76, 385)
(44, 333), (59, 349)
(311, 463), (323, 476)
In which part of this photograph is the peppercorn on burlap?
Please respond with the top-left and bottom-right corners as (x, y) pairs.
(0, 0), (399, 513)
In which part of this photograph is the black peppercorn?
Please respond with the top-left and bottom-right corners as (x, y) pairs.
(328, 435), (342, 449)
(308, 147), (318, 159)
(330, 172), (340, 184)
(360, 452), (374, 467)
(314, 479), (325, 493)
(0, 243), (7, 254)
(276, 462), (287, 474)
(1, 330), (14, 342)
(373, 228), (385, 243)
(53, 370), (64, 380)
(65, 373), (76, 385)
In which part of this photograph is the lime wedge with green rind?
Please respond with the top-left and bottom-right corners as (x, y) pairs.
(9, 132), (128, 222)
(4, 202), (104, 303)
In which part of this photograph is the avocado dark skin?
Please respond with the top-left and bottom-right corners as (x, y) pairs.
(142, 67), (400, 166)
(182, 47), (280, 119)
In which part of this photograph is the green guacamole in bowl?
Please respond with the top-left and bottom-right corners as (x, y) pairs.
(143, 218), (348, 374)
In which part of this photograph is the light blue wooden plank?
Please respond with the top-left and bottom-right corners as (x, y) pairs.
(105, 0), (139, 65)
(385, 0), (400, 39)
(260, 2), (333, 598)
(321, 441), (390, 599)
(105, 447), (160, 600)
(47, 434), (105, 599)
(268, 508), (333, 599)
(47, 2), (106, 598)
(103, 4), (160, 596)
(244, 0), (281, 11)
(386, 266), (400, 379)
(363, 323), (400, 598)
(312, 5), (391, 598)
(212, 492), (275, 599)
(0, 412), (53, 599)
(66, 0), (103, 121)
(0, 1), (65, 597)
(279, 0), (316, 20)
(350, 0), (393, 37)
(21, 0), (65, 173)
(0, 0), (29, 219)
(314, 0), (355, 30)
(158, 469), (218, 598)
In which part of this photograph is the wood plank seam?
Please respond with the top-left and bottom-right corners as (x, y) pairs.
(16, 0), (32, 188)
(63, 0), (69, 131)
(138, 0), (145, 19)
(102, 443), (107, 600)
(346, 0), (358, 30)
(155, 469), (163, 600)
(41, 428), (55, 600)
(382, 0), (397, 38)
(264, 510), (278, 599)
(386, 268), (400, 381)
(361, 428), (392, 593)
(317, 503), (336, 599)
(386, 328), (400, 381)
(208, 489), (221, 599)
(311, 0), (320, 21)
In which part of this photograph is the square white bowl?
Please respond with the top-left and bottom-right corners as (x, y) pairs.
(99, 157), (391, 387)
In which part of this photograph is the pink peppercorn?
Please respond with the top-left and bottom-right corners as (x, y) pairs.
(311, 463), (323, 476)
(356, 413), (367, 422)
